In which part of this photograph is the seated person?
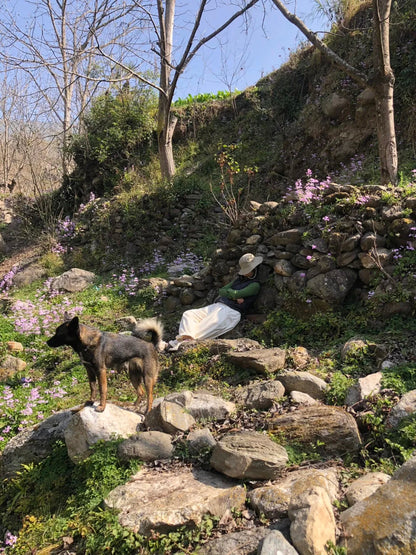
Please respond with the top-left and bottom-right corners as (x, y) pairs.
(168, 253), (263, 350)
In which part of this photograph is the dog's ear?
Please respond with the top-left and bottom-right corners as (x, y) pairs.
(68, 316), (80, 332)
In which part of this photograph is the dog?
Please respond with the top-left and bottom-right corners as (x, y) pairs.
(46, 314), (163, 413)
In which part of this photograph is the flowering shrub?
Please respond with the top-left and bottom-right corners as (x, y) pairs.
(10, 281), (83, 336)
(283, 169), (332, 204)
(168, 250), (205, 275)
(0, 266), (18, 294)
(105, 249), (205, 297)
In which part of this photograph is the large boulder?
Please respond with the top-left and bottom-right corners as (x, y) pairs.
(306, 268), (357, 303)
(12, 264), (48, 288)
(1, 410), (73, 477)
(268, 405), (362, 456)
(340, 453), (416, 554)
(64, 404), (143, 462)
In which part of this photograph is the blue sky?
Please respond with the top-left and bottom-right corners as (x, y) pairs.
(7, 0), (330, 102)
(173, 0), (330, 100)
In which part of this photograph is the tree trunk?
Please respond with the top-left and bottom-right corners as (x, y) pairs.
(373, 78), (397, 185)
(157, 0), (176, 181)
(157, 93), (177, 181)
(372, 0), (397, 185)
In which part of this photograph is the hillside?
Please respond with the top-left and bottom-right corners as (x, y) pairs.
(0, 2), (415, 553)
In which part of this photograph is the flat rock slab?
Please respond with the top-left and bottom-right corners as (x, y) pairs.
(225, 348), (286, 374)
(104, 467), (246, 536)
(268, 405), (362, 456)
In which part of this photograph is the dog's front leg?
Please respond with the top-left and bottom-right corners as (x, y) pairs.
(96, 368), (107, 412)
(85, 365), (98, 407)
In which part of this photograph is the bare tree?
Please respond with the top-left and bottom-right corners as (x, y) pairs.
(0, 65), (24, 188)
(98, 0), (262, 180)
(0, 0), (143, 177)
(270, 0), (397, 185)
(0, 63), (62, 197)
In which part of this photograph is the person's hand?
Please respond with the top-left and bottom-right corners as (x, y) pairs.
(237, 298), (244, 304)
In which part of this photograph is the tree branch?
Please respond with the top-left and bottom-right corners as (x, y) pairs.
(270, 0), (368, 88)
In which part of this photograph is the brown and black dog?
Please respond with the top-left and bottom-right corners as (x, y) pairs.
(46, 315), (163, 413)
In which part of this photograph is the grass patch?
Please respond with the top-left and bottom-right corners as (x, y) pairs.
(0, 441), (142, 554)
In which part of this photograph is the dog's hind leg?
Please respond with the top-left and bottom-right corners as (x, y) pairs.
(144, 373), (157, 414)
(128, 362), (145, 410)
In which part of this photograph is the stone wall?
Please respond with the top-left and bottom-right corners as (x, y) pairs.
(157, 182), (416, 319)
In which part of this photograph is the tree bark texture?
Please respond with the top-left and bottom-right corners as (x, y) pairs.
(157, 0), (176, 180)
(372, 0), (397, 185)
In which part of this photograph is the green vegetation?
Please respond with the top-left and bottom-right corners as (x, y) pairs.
(1, 2), (416, 551)
(64, 86), (157, 203)
(174, 90), (239, 106)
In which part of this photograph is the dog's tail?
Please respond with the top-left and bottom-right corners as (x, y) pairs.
(133, 318), (164, 349)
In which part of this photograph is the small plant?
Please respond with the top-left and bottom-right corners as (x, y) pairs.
(326, 371), (355, 405)
(326, 540), (347, 554)
(160, 346), (212, 390)
(284, 441), (324, 465)
(211, 144), (257, 226)
(283, 169), (331, 205)
(381, 363), (416, 394)
(392, 228), (416, 278)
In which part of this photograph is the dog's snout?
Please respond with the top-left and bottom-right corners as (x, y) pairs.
(47, 336), (60, 347)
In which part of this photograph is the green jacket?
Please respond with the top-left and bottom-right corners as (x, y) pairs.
(217, 274), (261, 314)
